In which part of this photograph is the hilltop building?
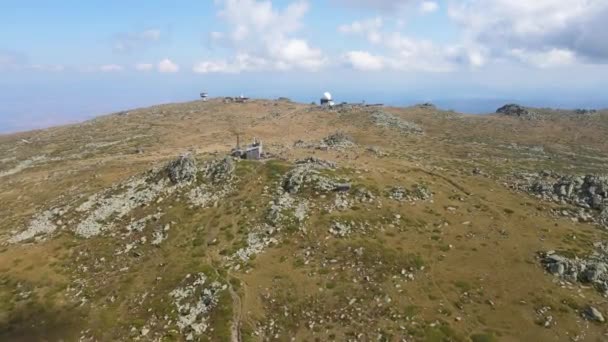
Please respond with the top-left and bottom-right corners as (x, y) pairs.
(320, 92), (335, 107)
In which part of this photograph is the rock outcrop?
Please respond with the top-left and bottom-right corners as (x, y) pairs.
(166, 154), (198, 184)
(511, 172), (608, 228)
(496, 104), (538, 120)
(541, 243), (608, 295)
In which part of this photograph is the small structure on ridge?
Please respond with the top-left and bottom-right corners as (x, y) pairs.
(231, 135), (263, 160)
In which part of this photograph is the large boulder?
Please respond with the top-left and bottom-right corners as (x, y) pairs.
(166, 154), (198, 184)
(496, 104), (537, 119)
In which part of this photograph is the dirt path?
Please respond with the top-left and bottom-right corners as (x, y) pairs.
(228, 279), (243, 342)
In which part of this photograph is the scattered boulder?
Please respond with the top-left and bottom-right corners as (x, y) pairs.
(584, 306), (605, 323)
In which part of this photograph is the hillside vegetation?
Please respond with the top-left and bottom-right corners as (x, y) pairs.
(1, 99), (608, 341)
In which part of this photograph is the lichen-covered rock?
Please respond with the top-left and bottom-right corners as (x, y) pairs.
(203, 157), (235, 185)
(166, 154), (198, 184)
(169, 273), (227, 339)
(234, 225), (278, 261)
(8, 210), (58, 243)
(388, 184), (432, 201)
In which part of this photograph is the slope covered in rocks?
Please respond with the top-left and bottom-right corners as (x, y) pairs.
(1, 99), (608, 341)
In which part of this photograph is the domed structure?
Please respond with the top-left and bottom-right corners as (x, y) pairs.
(320, 91), (335, 107)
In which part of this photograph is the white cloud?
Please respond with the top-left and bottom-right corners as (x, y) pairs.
(113, 29), (162, 53)
(339, 18), (484, 72)
(419, 1), (438, 14)
(135, 63), (154, 71)
(99, 64), (123, 72)
(448, 0), (608, 63)
(509, 48), (576, 68)
(157, 58), (179, 73)
(201, 0), (326, 73)
(344, 51), (384, 71)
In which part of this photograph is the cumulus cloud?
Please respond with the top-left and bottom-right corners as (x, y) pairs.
(99, 64), (123, 72)
(196, 0), (326, 73)
(339, 17), (484, 72)
(448, 0), (608, 64)
(157, 58), (179, 73)
(344, 51), (384, 71)
(112, 29), (162, 53)
(135, 63), (154, 71)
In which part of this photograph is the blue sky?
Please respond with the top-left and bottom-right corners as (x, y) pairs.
(1, 0), (608, 133)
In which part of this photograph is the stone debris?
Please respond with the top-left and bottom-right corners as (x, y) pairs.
(328, 221), (370, 237)
(496, 104), (538, 120)
(329, 221), (353, 237)
(166, 154), (198, 184)
(126, 213), (164, 234)
(282, 158), (339, 194)
(169, 273), (227, 339)
(203, 157), (235, 184)
(371, 111), (423, 135)
(10, 154), (236, 242)
(541, 243), (608, 295)
(8, 210), (58, 243)
(151, 224), (170, 246)
(187, 158), (236, 208)
(511, 172), (608, 228)
(234, 225), (279, 261)
(388, 184), (432, 201)
(75, 176), (172, 238)
(320, 132), (356, 149)
(267, 192), (297, 225)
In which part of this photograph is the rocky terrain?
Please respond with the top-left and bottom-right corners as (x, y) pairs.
(1, 99), (608, 341)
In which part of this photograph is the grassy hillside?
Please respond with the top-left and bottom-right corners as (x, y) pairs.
(1, 99), (608, 341)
